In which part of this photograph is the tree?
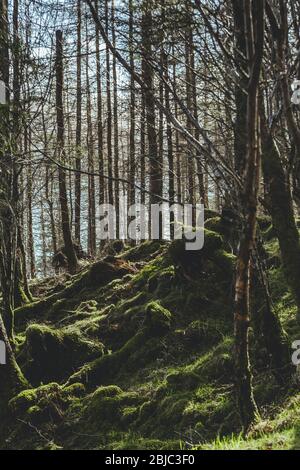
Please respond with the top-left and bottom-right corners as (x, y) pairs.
(0, 0), (27, 422)
(233, 0), (265, 431)
(55, 30), (79, 274)
(75, 0), (82, 244)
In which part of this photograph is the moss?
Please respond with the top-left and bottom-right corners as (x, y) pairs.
(9, 388), (38, 415)
(205, 217), (222, 233)
(24, 324), (103, 383)
(83, 386), (141, 432)
(168, 229), (225, 279)
(204, 209), (219, 220)
(85, 386), (123, 424)
(107, 435), (182, 450)
(68, 329), (151, 387)
(69, 302), (173, 388)
(147, 266), (175, 294)
(9, 382), (85, 418)
(6, 213), (300, 450)
(145, 302), (172, 332)
(166, 370), (200, 391)
(91, 385), (122, 399)
(122, 241), (165, 262)
(89, 258), (136, 288)
(184, 320), (224, 347)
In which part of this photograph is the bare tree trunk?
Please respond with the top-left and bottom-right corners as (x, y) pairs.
(128, 0), (136, 213)
(105, 0), (114, 207)
(0, 316), (27, 431)
(140, 92), (146, 206)
(112, 0), (120, 238)
(75, 0), (82, 244)
(141, 0), (162, 237)
(86, 24), (96, 257)
(25, 126), (35, 279)
(0, 0), (16, 340)
(260, 100), (300, 318)
(40, 199), (47, 277)
(55, 30), (78, 274)
(0, 2), (27, 414)
(185, 4), (195, 214)
(12, 0), (31, 307)
(233, 0), (265, 432)
(172, 50), (182, 205)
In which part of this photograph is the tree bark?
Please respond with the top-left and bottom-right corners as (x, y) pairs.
(75, 0), (82, 244)
(55, 30), (78, 274)
(233, 0), (265, 432)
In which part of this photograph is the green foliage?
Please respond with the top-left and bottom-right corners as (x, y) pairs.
(24, 324), (103, 383)
(3, 228), (300, 450)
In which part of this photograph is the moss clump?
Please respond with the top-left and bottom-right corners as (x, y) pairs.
(82, 386), (142, 434)
(204, 209), (219, 220)
(68, 329), (150, 387)
(147, 266), (175, 294)
(69, 303), (172, 388)
(107, 436), (181, 450)
(166, 370), (200, 391)
(145, 302), (172, 332)
(88, 258), (136, 288)
(85, 386), (123, 424)
(9, 382), (85, 419)
(24, 324), (103, 383)
(168, 229), (224, 278)
(122, 241), (165, 262)
(205, 217), (222, 233)
(184, 320), (224, 347)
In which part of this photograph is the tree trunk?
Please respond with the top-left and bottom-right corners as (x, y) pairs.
(105, 0), (114, 207)
(128, 0), (136, 212)
(260, 101), (300, 317)
(55, 30), (78, 274)
(233, 0), (265, 432)
(112, 0), (120, 239)
(0, 316), (28, 431)
(141, 0), (162, 237)
(86, 22), (96, 257)
(75, 0), (82, 244)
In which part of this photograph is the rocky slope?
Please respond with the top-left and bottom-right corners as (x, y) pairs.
(1, 218), (300, 450)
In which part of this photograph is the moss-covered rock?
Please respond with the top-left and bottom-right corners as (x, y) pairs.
(122, 241), (166, 262)
(9, 382), (85, 420)
(24, 324), (104, 383)
(89, 258), (136, 288)
(145, 302), (172, 332)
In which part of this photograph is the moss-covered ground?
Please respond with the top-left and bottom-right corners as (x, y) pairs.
(2, 219), (300, 450)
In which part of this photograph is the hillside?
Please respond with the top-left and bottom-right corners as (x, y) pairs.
(1, 216), (300, 450)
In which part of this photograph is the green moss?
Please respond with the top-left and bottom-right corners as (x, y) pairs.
(89, 259), (135, 288)
(145, 302), (172, 331)
(24, 323), (103, 383)
(68, 329), (150, 387)
(9, 382), (85, 417)
(107, 435), (182, 450)
(168, 229), (228, 280)
(122, 241), (165, 262)
(5, 214), (300, 450)
(166, 370), (200, 391)
(205, 217), (222, 233)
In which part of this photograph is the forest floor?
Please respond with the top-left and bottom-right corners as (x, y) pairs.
(1, 214), (300, 450)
